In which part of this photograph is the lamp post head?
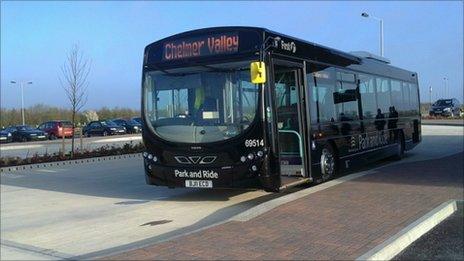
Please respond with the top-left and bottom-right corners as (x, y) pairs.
(27, 81), (33, 84)
(361, 12), (369, 18)
(10, 80), (17, 84)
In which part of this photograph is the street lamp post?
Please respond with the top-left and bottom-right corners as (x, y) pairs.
(443, 77), (448, 98)
(361, 12), (384, 57)
(10, 80), (33, 125)
(429, 86), (432, 106)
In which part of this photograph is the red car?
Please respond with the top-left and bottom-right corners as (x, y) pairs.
(38, 120), (74, 139)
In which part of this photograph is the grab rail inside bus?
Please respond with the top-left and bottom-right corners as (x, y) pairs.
(278, 130), (303, 157)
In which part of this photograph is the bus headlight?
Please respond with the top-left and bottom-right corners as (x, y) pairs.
(143, 152), (148, 158)
(251, 165), (258, 172)
(240, 156), (247, 162)
(247, 153), (254, 160)
(152, 156), (158, 162)
(256, 151), (263, 157)
(147, 154), (153, 160)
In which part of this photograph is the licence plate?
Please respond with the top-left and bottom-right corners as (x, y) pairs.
(38, 135), (46, 138)
(185, 180), (213, 188)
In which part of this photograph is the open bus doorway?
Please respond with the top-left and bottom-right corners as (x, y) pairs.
(272, 61), (311, 189)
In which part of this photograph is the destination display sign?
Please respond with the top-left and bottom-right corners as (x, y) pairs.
(163, 33), (239, 60)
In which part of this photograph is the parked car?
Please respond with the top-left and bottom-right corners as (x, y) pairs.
(38, 120), (74, 139)
(83, 120), (126, 137)
(429, 99), (462, 117)
(0, 129), (13, 143)
(4, 125), (48, 142)
(132, 117), (142, 124)
(111, 118), (142, 134)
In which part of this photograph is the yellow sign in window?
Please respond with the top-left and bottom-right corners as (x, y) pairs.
(250, 61), (266, 84)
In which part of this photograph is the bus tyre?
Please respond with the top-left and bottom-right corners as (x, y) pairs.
(394, 131), (405, 160)
(103, 131), (108, 136)
(49, 134), (56, 140)
(320, 144), (337, 182)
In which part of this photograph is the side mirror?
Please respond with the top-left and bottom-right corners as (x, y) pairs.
(250, 61), (266, 84)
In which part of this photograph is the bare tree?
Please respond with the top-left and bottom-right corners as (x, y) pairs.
(59, 44), (91, 156)
(83, 110), (99, 123)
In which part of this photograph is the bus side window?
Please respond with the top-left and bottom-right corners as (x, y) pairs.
(402, 82), (411, 115)
(375, 77), (391, 118)
(335, 71), (358, 121)
(359, 74), (377, 119)
(306, 72), (318, 124)
(308, 66), (336, 124)
(409, 83), (419, 114)
(390, 79), (403, 115)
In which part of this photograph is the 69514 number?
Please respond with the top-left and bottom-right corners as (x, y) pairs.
(245, 139), (264, 147)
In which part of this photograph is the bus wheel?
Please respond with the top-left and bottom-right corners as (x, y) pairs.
(394, 131), (405, 160)
(320, 144), (337, 181)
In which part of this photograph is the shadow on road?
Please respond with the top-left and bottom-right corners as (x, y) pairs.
(72, 186), (296, 260)
(0, 168), (258, 201)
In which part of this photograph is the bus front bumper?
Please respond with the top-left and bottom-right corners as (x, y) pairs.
(144, 163), (261, 189)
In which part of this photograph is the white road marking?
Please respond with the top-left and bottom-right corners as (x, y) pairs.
(91, 136), (142, 143)
(35, 169), (58, 173)
(0, 144), (44, 151)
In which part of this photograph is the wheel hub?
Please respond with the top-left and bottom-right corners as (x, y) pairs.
(321, 148), (334, 179)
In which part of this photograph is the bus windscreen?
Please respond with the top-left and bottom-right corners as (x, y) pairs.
(143, 62), (259, 143)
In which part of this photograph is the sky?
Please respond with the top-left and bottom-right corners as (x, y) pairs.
(1, 1), (463, 110)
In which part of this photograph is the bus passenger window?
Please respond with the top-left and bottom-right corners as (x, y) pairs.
(359, 74), (377, 119)
(402, 82), (411, 115)
(375, 77), (391, 117)
(307, 66), (336, 123)
(335, 71), (358, 121)
(409, 83), (419, 114)
(390, 80), (403, 115)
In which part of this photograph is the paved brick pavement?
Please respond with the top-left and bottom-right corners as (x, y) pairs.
(104, 152), (464, 260)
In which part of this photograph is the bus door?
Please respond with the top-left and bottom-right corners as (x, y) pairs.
(271, 60), (311, 189)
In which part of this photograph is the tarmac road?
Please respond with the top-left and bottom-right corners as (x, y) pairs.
(0, 125), (463, 260)
(0, 134), (142, 158)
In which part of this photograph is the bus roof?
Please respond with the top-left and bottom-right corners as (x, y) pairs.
(144, 26), (417, 82)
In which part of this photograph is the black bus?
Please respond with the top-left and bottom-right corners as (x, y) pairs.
(141, 27), (421, 192)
